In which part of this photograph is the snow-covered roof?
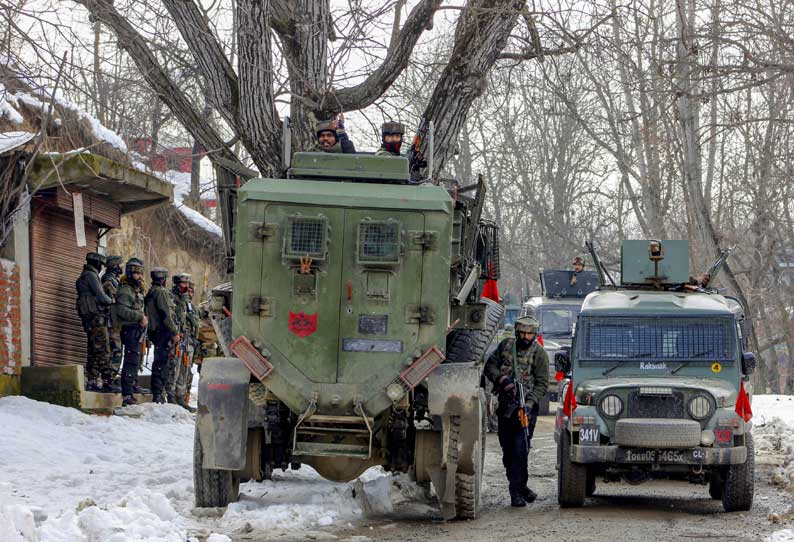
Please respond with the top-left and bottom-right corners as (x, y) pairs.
(0, 131), (34, 154)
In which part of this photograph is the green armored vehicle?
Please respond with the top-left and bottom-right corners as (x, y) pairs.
(554, 240), (756, 512)
(195, 151), (502, 520)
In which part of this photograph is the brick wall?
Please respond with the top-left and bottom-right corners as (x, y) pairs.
(0, 258), (22, 375)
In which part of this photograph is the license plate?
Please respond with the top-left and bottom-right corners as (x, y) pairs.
(616, 448), (706, 464)
(579, 425), (600, 445)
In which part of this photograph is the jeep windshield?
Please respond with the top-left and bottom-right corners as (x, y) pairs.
(577, 316), (736, 362)
(538, 305), (580, 339)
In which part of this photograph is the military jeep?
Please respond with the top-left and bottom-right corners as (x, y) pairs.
(554, 240), (756, 512)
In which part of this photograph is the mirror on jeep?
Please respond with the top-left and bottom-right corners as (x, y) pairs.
(741, 352), (756, 375)
(554, 348), (571, 374)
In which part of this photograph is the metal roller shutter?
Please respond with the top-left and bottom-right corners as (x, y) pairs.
(30, 205), (99, 367)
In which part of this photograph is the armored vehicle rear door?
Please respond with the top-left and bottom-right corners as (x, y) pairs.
(336, 209), (425, 384)
(259, 205), (345, 383)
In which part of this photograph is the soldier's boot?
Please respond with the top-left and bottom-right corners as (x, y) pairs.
(85, 379), (103, 392)
(176, 396), (196, 413)
(520, 487), (537, 503)
(122, 395), (137, 407)
(166, 392), (177, 404)
(132, 383), (150, 394)
(510, 492), (527, 507)
(154, 393), (167, 404)
(101, 377), (122, 393)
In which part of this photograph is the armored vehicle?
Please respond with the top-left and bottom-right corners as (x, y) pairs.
(522, 269), (598, 414)
(554, 240), (756, 512)
(195, 151), (502, 520)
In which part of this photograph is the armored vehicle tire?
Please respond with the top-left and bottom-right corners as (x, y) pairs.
(708, 471), (724, 499)
(614, 418), (701, 449)
(722, 433), (754, 512)
(193, 427), (240, 508)
(445, 298), (504, 364)
(557, 431), (587, 507)
(454, 393), (487, 519)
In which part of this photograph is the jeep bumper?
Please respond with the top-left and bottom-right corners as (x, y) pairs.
(571, 445), (746, 466)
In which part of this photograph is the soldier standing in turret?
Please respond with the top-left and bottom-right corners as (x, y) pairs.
(315, 114), (356, 154)
(115, 258), (148, 406)
(102, 255), (124, 376)
(145, 268), (179, 403)
(484, 316), (549, 507)
(76, 252), (118, 392)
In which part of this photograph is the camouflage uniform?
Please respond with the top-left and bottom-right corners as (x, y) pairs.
(102, 256), (123, 374)
(170, 274), (192, 407)
(484, 317), (549, 506)
(75, 253), (115, 390)
(115, 267), (147, 402)
(145, 269), (178, 403)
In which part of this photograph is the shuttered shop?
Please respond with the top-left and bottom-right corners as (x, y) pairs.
(30, 190), (120, 367)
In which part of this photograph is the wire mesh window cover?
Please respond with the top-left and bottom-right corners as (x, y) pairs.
(285, 216), (327, 258)
(579, 317), (736, 361)
(358, 221), (400, 263)
(475, 222), (500, 279)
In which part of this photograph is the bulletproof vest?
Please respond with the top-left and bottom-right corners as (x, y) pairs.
(498, 338), (538, 389)
(145, 285), (175, 333)
(75, 266), (103, 319)
(171, 289), (188, 330)
(114, 281), (145, 328)
(103, 272), (120, 297)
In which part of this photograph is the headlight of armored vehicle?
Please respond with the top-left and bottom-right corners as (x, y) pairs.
(599, 394), (623, 418)
(688, 395), (713, 420)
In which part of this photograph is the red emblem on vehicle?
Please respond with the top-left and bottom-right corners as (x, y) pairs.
(288, 311), (318, 338)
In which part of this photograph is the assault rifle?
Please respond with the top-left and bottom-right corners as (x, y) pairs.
(512, 341), (530, 448)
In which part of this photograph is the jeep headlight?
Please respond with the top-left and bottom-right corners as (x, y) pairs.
(599, 394), (623, 417)
(688, 395), (713, 420)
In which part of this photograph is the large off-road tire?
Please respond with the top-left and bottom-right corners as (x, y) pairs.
(193, 426), (240, 508)
(613, 418), (701, 449)
(557, 431), (587, 508)
(454, 395), (486, 520)
(445, 298), (504, 364)
(708, 471), (724, 500)
(722, 433), (754, 512)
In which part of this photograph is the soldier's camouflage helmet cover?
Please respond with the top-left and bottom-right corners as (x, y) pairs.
(514, 316), (539, 333)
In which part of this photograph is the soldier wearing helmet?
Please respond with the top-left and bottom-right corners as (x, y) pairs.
(571, 256), (585, 286)
(145, 267), (179, 403)
(169, 273), (193, 409)
(75, 252), (117, 392)
(375, 121), (405, 156)
(315, 113), (356, 154)
(115, 257), (148, 406)
(484, 315), (549, 507)
(102, 255), (124, 374)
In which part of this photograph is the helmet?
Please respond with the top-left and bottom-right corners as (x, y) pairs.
(316, 120), (337, 140)
(106, 255), (123, 269)
(124, 257), (144, 280)
(514, 316), (539, 335)
(381, 121), (405, 136)
(172, 273), (190, 285)
(86, 252), (106, 269)
(572, 256), (585, 267)
(150, 267), (169, 283)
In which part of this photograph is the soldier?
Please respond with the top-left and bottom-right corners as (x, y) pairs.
(102, 255), (124, 375)
(315, 114), (356, 154)
(570, 256), (585, 286)
(374, 121), (405, 156)
(484, 316), (549, 507)
(170, 273), (193, 410)
(115, 258), (148, 406)
(76, 252), (118, 392)
(145, 268), (179, 403)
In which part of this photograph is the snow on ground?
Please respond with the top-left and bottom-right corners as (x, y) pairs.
(0, 395), (426, 542)
(767, 530), (794, 542)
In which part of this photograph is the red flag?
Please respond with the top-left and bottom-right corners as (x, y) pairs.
(481, 279), (500, 302)
(735, 381), (753, 422)
(537, 334), (544, 346)
(555, 371), (565, 382)
(563, 380), (577, 417)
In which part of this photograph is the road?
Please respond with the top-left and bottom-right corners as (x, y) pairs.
(331, 415), (789, 542)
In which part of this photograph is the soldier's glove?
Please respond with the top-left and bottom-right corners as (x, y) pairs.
(497, 375), (516, 395)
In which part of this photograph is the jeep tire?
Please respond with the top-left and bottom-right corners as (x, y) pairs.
(557, 431), (587, 507)
(722, 433), (754, 512)
(194, 426), (240, 508)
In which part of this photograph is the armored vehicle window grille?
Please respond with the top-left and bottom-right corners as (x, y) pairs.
(285, 217), (326, 259)
(358, 221), (400, 263)
(579, 317), (735, 362)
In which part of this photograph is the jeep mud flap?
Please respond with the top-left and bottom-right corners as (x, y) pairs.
(425, 361), (482, 520)
(196, 357), (251, 470)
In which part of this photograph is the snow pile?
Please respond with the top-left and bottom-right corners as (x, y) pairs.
(0, 85), (24, 125)
(0, 395), (429, 541)
(767, 530), (794, 542)
(162, 169), (222, 237)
